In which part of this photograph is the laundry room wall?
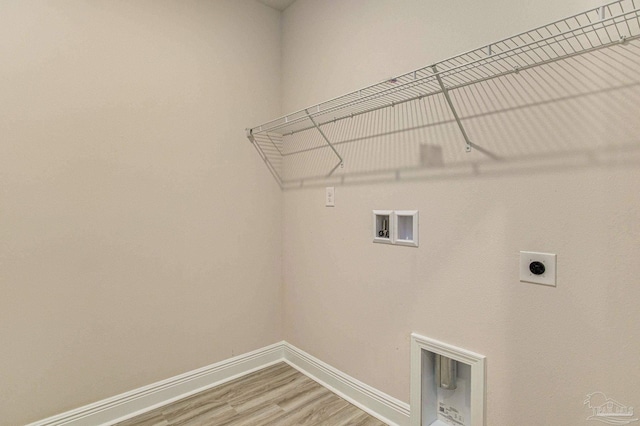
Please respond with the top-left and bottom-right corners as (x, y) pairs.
(0, 1), (282, 424)
(280, 1), (640, 424)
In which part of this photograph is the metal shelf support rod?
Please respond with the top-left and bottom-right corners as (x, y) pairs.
(304, 109), (344, 176)
(432, 65), (473, 153)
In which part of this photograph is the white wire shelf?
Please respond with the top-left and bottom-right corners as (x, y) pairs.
(246, 0), (640, 187)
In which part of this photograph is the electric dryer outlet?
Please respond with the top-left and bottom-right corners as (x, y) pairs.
(519, 251), (557, 286)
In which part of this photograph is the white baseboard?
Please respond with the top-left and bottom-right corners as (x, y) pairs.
(28, 342), (285, 426)
(283, 343), (410, 426)
(29, 341), (410, 426)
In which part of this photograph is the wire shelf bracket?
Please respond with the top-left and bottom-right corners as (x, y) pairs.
(304, 108), (344, 176)
(432, 64), (473, 153)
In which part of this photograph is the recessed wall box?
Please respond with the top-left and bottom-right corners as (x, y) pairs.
(394, 210), (419, 247)
(373, 210), (393, 244)
(411, 333), (486, 426)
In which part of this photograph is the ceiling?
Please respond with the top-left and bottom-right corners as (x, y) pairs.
(256, 0), (296, 11)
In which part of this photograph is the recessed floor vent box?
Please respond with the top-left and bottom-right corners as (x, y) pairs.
(410, 333), (486, 426)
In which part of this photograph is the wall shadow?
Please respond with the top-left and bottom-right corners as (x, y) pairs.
(272, 40), (640, 190)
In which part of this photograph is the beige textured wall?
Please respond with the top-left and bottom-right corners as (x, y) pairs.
(281, 1), (640, 425)
(0, 1), (282, 425)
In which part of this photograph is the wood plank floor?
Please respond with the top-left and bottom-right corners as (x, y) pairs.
(114, 362), (388, 426)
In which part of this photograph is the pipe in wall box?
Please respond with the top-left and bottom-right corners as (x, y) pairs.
(435, 354), (457, 390)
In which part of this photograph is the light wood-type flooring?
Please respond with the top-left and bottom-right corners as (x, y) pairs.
(115, 362), (388, 426)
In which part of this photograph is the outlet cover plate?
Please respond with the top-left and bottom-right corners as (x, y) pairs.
(520, 251), (557, 286)
(325, 187), (335, 207)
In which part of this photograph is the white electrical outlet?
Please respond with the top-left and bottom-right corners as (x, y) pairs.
(325, 187), (335, 207)
(520, 251), (557, 286)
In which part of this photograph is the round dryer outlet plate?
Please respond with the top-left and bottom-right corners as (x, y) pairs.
(519, 251), (557, 286)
